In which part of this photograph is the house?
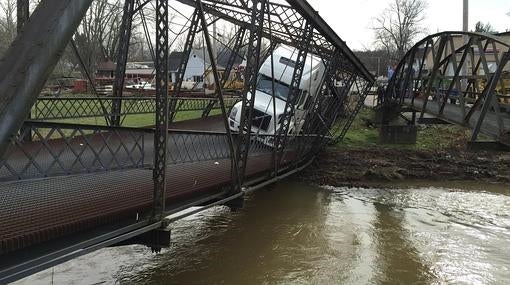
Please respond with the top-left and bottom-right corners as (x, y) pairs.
(168, 47), (245, 86)
(96, 60), (116, 78)
(125, 62), (155, 81)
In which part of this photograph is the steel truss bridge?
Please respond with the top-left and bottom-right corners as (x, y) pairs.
(0, 0), (373, 282)
(383, 32), (510, 147)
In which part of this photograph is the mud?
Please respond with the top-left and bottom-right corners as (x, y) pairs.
(302, 146), (510, 187)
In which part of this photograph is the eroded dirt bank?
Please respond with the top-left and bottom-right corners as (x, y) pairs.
(302, 147), (510, 186)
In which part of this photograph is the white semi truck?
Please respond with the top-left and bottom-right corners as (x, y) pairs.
(228, 45), (326, 146)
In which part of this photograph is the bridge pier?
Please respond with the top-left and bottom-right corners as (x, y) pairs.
(379, 125), (418, 144)
(467, 141), (510, 152)
(112, 227), (171, 253)
(225, 196), (245, 212)
(375, 103), (418, 145)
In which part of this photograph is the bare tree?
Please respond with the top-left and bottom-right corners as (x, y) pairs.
(474, 21), (497, 34)
(72, 0), (124, 74)
(0, 0), (16, 56)
(372, 0), (427, 61)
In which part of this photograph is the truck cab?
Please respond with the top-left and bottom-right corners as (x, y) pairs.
(228, 45), (325, 146)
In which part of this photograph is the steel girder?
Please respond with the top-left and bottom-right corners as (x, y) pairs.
(111, 0), (136, 126)
(196, 0), (241, 192)
(201, 27), (247, 118)
(152, 0), (169, 221)
(234, 0), (266, 188)
(0, 0), (94, 158)
(16, 0), (29, 33)
(274, 22), (313, 168)
(173, 0), (373, 81)
(170, 9), (202, 123)
(384, 32), (510, 145)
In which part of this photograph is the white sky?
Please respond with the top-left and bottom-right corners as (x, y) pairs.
(306, 0), (510, 50)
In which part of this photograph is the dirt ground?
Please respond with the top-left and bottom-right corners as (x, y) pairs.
(302, 146), (510, 187)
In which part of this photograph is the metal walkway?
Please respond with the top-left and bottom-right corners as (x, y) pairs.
(383, 32), (510, 146)
(0, 0), (373, 282)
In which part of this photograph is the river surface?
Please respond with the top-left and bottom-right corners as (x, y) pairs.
(15, 181), (510, 284)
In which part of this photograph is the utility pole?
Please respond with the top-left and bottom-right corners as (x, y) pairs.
(462, 0), (468, 89)
(463, 0), (468, 33)
(213, 18), (218, 63)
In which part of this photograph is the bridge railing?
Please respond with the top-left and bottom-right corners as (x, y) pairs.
(0, 121), (149, 182)
(30, 96), (240, 121)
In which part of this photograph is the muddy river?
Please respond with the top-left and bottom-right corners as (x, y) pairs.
(15, 181), (510, 284)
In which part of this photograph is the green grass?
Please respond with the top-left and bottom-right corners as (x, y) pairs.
(43, 109), (224, 128)
(337, 107), (471, 150)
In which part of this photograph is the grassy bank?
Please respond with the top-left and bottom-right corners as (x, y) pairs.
(338, 107), (471, 150)
(302, 107), (510, 185)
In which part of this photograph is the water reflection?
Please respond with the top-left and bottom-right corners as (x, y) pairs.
(14, 181), (510, 285)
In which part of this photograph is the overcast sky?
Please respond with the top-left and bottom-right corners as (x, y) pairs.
(306, 0), (510, 51)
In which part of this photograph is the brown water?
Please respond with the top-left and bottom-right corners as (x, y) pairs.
(15, 181), (510, 284)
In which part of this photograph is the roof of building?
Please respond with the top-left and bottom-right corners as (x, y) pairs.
(168, 47), (245, 72)
(125, 69), (155, 75)
(97, 60), (116, 71)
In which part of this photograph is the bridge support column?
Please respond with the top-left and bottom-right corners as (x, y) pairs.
(152, 0), (169, 221)
(111, 0), (136, 126)
(467, 141), (510, 152)
(112, 227), (172, 253)
(379, 125), (417, 145)
(225, 196), (245, 212)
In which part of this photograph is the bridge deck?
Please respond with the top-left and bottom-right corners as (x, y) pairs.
(0, 116), (302, 259)
(403, 98), (510, 140)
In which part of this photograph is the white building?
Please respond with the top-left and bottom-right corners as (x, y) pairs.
(168, 48), (244, 87)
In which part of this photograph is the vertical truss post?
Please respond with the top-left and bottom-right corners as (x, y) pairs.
(17, 0), (30, 142)
(302, 49), (340, 137)
(471, 52), (508, 142)
(169, 9), (201, 122)
(196, 0), (241, 192)
(274, 22), (314, 168)
(420, 36), (447, 119)
(440, 37), (473, 115)
(111, 0), (136, 126)
(152, 0), (169, 221)
(201, 27), (246, 118)
(235, 0), (266, 187)
(413, 39), (432, 103)
(336, 78), (372, 141)
(16, 0), (29, 32)
(399, 50), (416, 105)
(328, 74), (357, 141)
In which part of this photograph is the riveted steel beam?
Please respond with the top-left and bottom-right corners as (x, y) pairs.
(152, 0), (169, 221)
(111, 0), (136, 126)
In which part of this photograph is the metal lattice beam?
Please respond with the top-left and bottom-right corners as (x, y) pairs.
(169, 9), (201, 122)
(201, 27), (246, 118)
(274, 22), (313, 168)
(235, 0), (266, 188)
(152, 0), (169, 221)
(0, 0), (94, 158)
(111, 0), (136, 126)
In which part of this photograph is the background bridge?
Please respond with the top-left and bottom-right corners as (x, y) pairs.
(382, 32), (510, 147)
(0, 0), (373, 282)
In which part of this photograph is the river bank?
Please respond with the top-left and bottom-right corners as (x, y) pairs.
(302, 146), (510, 187)
(301, 107), (510, 187)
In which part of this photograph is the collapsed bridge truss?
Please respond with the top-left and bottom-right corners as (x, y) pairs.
(0, 0), (373, 282)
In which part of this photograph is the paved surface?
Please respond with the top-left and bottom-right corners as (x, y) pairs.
(404, 98), (510, 139)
